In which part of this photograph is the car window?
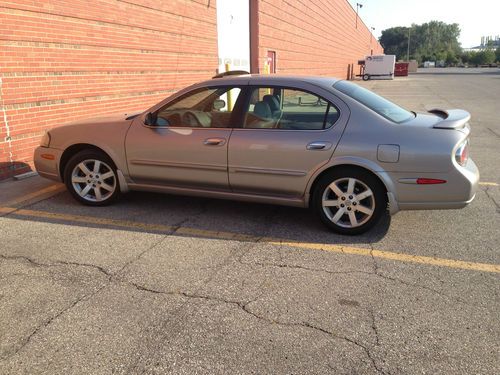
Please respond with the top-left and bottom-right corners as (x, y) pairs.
(333, 80), (414, 123)
(155, 87), (242, 128)
(243, 87), (339, 130)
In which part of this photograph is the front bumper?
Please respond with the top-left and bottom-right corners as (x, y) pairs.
(34, 146), (63, 182)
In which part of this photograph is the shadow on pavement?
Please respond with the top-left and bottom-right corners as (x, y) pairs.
(3, 190), (391, 246)
(415, 69), (500, 76)
(0, 161), (32, 180)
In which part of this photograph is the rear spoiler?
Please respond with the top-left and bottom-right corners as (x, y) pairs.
(428, 109), (470, 130)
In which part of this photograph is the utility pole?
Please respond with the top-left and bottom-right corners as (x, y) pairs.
(407, 27), (411, 61)
(356, 3), (363, 29)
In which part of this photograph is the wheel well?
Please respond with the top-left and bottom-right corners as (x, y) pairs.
(59, 144), (110, 182)
(308, 164), (388, 206)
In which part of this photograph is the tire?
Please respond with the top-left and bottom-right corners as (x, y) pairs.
(63, 149), (121, 206)
(312, 168), (387, 235)
(362, 74), (370, 81)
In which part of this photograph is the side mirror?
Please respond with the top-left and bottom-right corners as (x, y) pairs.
(144, 112), (155, 126)
(213, 99), (226, 110)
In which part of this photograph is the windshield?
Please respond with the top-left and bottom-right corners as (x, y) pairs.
(334, 80), (414, 123)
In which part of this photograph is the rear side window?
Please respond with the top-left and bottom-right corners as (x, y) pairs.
(242, 87), (339, 130)
(334, 80), (414, 123)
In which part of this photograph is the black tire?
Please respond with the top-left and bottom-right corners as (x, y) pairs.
(312, 168), (387, 235)
(63, 149), (121, 206)
(362, 74), (370, 81)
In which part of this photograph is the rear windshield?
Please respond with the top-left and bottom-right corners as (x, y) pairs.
(333, 80), (414, 123)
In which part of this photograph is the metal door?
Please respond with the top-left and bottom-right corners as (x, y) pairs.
(228, 83), (350, 197)
(126, 121), (231, 189)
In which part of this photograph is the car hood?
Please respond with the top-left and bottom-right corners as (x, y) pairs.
(62, 111), (143, 127)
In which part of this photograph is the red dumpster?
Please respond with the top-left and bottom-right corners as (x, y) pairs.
(394, 62), (409, 76)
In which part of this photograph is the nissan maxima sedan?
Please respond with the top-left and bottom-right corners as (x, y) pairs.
(34, 72), (479, 234)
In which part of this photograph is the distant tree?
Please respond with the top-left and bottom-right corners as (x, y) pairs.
(379, 21), (461, 64)
(446, 51), (459, 66)
(460, 51), (472, 64)
(496, 47), (500, 63)
(379, 27), (409, 60)
(470, 50), (495, 66)
(481, 49), (496, 65)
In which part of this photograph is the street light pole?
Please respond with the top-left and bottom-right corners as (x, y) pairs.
(407, 27), (411, 61)
(356, 3), (363, 29)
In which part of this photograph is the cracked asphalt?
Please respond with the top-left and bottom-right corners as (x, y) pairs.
(1, 68), (499, 374)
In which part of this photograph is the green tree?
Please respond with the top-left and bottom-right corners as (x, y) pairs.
(460, 51), (472, 64)
(470, 50), (495, 66)
(379, 27), (410, 60)
(446, 51), (458, 66)
(496, 47), (500, 63)
(379, 21), (461, 64)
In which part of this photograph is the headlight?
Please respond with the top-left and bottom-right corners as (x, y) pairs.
(40, 131), (51, 147)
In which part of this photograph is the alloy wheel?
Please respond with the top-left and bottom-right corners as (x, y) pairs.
(322, 177), (375, 228)
(71, 159), (116, 203)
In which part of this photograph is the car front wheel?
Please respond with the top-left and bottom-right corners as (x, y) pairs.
(313, 169), (387, 235)
(64, 150), (121, 206)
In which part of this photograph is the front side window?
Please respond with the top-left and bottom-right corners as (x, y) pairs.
(334, 80), (414, 123)
(155, 86), (242, 128)
(243, 87), (339, 130)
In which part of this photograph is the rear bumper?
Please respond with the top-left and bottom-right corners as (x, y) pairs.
(398, 193), (476, 210)
(386, 158), (479, 212)
(34, 146), (63, 182)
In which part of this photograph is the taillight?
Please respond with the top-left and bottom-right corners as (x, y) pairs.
(455, 140), (469, 166)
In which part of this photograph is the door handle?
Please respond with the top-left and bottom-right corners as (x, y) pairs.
(306, 141), (331, 150)
(203, 138), (226, 146)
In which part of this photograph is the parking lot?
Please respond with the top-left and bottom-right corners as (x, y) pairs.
(1, 68), (499, 374)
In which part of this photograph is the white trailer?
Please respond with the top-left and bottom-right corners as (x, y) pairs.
(360, 55), (396, 81)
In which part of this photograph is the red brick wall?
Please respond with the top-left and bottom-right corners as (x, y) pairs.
(257, 0), (383, 76)
(0, 0), (218, 179)
(0, 0), (382, 180)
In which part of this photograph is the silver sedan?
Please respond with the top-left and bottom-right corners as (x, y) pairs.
(34, 73), (479, 234)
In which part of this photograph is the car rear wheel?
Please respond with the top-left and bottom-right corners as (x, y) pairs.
(64, 150), (121, 206)
(312, 169), (387, 235)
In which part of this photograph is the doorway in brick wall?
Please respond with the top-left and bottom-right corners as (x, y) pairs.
(216, 0), (250, 74)
(267, 51), (276, 73)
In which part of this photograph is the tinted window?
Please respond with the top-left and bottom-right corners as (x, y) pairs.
(155, 87), (242, 128)
(334, 80), (414, 123)
(243, 87), (339, 130)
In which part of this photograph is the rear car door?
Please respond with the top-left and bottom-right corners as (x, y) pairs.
(228, 84), (349, 197)
(126, 86), (243, 190)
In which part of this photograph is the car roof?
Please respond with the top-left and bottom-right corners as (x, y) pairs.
(198, 74), (341, 89)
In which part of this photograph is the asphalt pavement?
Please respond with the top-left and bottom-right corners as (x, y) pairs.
(0, 68), (499, 374)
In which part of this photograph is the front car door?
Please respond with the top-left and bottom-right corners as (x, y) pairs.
(126, 86), (243, 190)
(228, 82), (350, 197)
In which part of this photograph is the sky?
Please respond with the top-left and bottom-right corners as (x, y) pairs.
(347, 0), (499, 48)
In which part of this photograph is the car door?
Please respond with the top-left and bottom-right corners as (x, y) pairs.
(228, 84), (350, 197)
(126, 86), (243, 190)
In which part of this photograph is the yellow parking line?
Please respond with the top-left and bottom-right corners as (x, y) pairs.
(479, 182), (499, 187)
(3, 184), (65, 207)
(1, 206), (499, 274)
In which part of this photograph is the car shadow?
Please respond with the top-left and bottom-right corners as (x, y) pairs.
(4, 190), (391, 246)
(0, 161), (32, 180)
(415, 70), (500, 76)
